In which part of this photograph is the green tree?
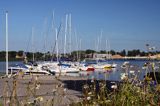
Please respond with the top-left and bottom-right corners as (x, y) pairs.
(120, 49), (126, 56)
(85, 49), (96, 54)
(9, 51), (17, 58)
(17, 50), (24, 57)
(100, 50), (106, 54)
(110, 50), (116, 55)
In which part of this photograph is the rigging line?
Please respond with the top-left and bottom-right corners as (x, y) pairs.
(25, 31), (32, 53)
(51, 22), (62, 61)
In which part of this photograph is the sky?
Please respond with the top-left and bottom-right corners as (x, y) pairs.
(0, 0), (160, 52)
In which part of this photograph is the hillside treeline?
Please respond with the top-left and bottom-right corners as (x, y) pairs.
(0, 49), (159, 61)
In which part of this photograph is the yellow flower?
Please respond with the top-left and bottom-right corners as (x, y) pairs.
(36, 96), (44, 102)
(36, 84), (40, 89)
(156, 85), (160, 92)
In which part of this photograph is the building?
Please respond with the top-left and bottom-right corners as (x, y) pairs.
(93, 53), (112, 59)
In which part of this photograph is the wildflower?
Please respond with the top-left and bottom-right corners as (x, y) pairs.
(39, 97), (43, 101)
(120, 73), (127, 80)
(91, 79), (94, 82)
(35, 84), (40, 89)
(87, 96), (91, 100)
(141, 92), (145, 95)
(144, 76), (152, 81)
(136, 87), (141, 93)
(20, 101), (24, 105)
(93, 101), (97, 105)
(106, 100), (111, 103)
(56, 85), (59, 88)
(36, 96), (43, 102)
(156, 84), (160, 92)
(88, 92), (92, 95)
(60, 84), (64, 87)
(111, 85), (117, 89)
(6, 100), (10, 104)
(52, 89), (57, 92)
(129, 70), (135, 74)
(63, 88), (67, 92)
(83, 85), (88, 89)
(27, 102), (31, 104)
(35, 76), (38, 81)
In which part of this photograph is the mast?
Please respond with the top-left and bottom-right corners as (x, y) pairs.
(64, 14), (68, 57)
(6, 11), (8, 76)
(79, 39), (82, 61)
(31, 27), (35, 62)
(55, 28), (58, 62)
(106, 39), (109, 59)
(69, 14), (72, 55)
(75, 30), (79, 61)
(100, 29), (103, 52)
(51, 10), (55, 61)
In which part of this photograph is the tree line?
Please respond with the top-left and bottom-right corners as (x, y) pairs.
(0, 49), (159, 61)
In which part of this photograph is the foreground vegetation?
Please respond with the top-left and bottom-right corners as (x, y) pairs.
(71, 61), (160, 106)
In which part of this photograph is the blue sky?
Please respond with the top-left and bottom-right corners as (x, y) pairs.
(0, 0), (160, 52)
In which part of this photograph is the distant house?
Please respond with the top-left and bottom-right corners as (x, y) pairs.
(156, 54), (160, 59)
(16, 55), (24, 59)
(85, 53), (93, 58)
(93, 53), (112, 59)
(112, 54), (123, 59)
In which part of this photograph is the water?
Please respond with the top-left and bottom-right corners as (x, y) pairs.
(0, 60), (159, 81)
(0, 61), (22, 73)
(82, 60), (159, 81)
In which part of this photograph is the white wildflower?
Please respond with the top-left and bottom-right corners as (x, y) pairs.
(52, 89), (57, 92)
(35, 76), (38, 81)
(87, 96), (91, 100)
(27, 102), (31, 104)
(36, 84), (40, 89)
(6, 100), (10, 104)
(83, 85), (88, 89)
(56, 85), (59, 88)
(129, 70), (135, 74)
(63, 88), (67, 92)
(39, 97), (43, 101)
(111, 85), (117, 89)
(36, 96), (43, 102)
(120, 73), (127, 80)
(88, 92), (92, 95)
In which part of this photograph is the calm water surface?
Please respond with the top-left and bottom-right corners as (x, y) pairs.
(0, 60), (158, 81)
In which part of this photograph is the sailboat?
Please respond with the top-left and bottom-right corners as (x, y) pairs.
(48, 13), (79, 76)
